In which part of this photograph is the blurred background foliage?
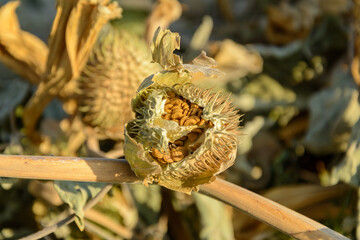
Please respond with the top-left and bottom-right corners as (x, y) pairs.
(0, 0), (359, 239)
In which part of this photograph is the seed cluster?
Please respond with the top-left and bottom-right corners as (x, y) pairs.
(151, 91), (214, 164)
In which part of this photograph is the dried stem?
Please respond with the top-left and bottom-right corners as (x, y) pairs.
(199, 178), (349, 240)
(19, 184), (113, 240)
(0, 154), (349, 240)
(85, 209), (133, 239)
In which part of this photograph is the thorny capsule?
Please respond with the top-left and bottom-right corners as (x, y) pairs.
(124, 28), (241, 193)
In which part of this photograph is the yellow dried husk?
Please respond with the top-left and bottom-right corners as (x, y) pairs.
(77, 24), (160, 140)
(124, 70), (240, 193)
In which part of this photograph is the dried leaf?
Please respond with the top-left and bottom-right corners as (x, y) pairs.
(145, 0), (182, 43)
(54, 181), (107, 231)
(23, 0), (122, 138)
(150, 27), (182, 70)
(0, 1), (48, 84)
(266, 0), (320, 44)
(185, 15), (213, 62)
(183, 51), (224, 78)
(214, 40), (263, 75)
(151, 28), (224, 79)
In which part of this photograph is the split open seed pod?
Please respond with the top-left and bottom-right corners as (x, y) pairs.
(124, 28), (241, 193)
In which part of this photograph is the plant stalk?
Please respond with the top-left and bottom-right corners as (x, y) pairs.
(0, 154), (349, 240)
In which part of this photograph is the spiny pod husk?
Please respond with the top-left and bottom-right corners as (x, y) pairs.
(76, 23), (160, 140)
(124, 28), (241, 193)
(125, 74), (240, 193)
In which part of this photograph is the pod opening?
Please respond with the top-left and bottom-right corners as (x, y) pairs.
(151, 91), (214, 164)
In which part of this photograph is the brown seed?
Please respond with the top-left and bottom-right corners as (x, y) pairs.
(152, 148), (164, 158)
(179, 116), (189, 126)
(163, 154), (173, 163)
(187, 132), (198, 142)
(196, 109), (203, 117)
(181, 102), (189, 109)
(170, 98), (182, 106)
(162, 114), (171, 120)
(193, 128), (203, 134)
(164, 104), (173, 113)
(183, 118), (197, 126)
(172, 105), (182, 111)
(183, 109), (189, 116)
(180, 136), (187, 141)
(199, 118), (206, 126)
(189, 143), (202, 152)
(171, 150), (184, 162)
(189, 108), (198, 116)
(207, 121), (214, 128)
(156, 157), (167, 164)
(171, 111), (183, 119)
(190, 103), (199, 109)
(176, 146), (188, 156)
(174, 140), (184, 146)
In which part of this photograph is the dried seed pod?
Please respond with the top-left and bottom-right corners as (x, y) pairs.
(76, 23), (160, 140)
(124, 28), (240, 193)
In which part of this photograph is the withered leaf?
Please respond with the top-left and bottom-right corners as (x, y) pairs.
(54, 181), (107, 231)
(23, 0), (122, 137)
(150, 27), (182, 70)
(145, 0), (182, 43)
(183, 51), (224, 78)
(0, 1), (48, 85)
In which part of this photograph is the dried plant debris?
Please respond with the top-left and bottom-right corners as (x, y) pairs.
(0, 1), (48, 85)
(266, 0), (320, 44)
(54, 181), (107, 231)
(0, 0), (359, 238)
(208, 39), (263, 83)
(22, 0), (122, 138)
(145, 0), (182, 44)
(124, 28), (241, 193)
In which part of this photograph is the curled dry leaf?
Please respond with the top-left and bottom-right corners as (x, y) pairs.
(124, 28), (241, 193)
(22, 0), (122, 139)
(151, 27), (225, 77)
(266, 0), (320, 45)
(208, 39), (263, 83)
(145, 0), (182, 44)
(0, 1), (48, 85)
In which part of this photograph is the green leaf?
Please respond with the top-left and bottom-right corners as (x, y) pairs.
(193, 193), (234, 240)
(130, 184), (162, 225)
(330, 118), (360, 187)
(53, 181), (107, 231)
(304, 86), (360, 154)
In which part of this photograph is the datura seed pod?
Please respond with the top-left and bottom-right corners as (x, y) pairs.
(77, 23), (159, 140)
(124, 28), (241, 193)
